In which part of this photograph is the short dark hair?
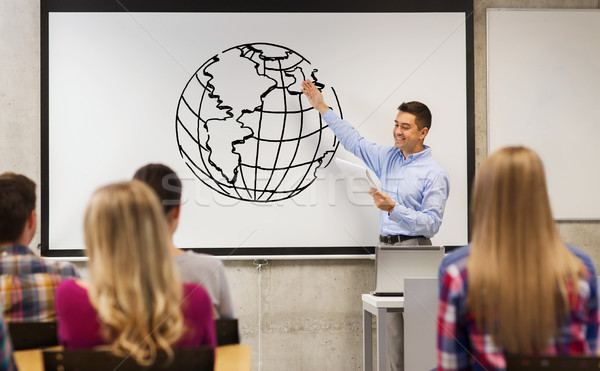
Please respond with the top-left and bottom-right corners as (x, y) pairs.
(133, 164), (182, 215)
(398, 101), (432, 130)
(0, 172), (36, 243)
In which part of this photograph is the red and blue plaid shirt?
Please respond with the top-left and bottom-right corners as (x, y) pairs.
(0, 245), (79, 322)
(437, 244), (599, 371)
(0, 315), (15, 370)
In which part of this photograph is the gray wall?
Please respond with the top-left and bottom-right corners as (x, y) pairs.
(1, 1), (599, 370)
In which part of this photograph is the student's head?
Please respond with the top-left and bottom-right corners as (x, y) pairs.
(0, 172), (36, 245)
(468, 146), (583, 353)
(84, 180), (183, 365)
(471, 146), (555, 242)
(133, 164), (182, 231)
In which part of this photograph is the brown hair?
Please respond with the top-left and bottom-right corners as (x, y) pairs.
(0, 172), (36, 243)
(133, 164), (182, 215)
(467, 146), (583, 353)
(398, 101), (432, 130)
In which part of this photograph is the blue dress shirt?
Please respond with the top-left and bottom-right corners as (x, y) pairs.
(322, 109), (449, 238)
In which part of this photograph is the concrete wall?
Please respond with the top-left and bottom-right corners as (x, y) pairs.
(1, 1), (599, 370)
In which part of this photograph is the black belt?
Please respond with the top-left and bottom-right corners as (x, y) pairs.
(379, 234), (425, 244)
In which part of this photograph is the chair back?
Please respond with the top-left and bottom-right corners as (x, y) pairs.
(507, 354), (600, 370)
(42, 347), (214, 371)
(8, 321), (59, 350)
(216, 318), (240, 346)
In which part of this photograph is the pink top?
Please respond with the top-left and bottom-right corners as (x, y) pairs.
(55, 279), (217, 349)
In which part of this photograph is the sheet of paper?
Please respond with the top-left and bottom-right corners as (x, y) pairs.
(335, 158), (381, 191)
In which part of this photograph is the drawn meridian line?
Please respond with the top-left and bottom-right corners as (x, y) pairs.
(263, 64), (310, 201)
(265, 92), (307, 202)
(257, 59), (289, 201)
(223, 44), (288, 201)
(235, 162), (253, 200)
(289, 86), (327, 195)
(323, 86), (344, 168)
(252, 100), (265, 201)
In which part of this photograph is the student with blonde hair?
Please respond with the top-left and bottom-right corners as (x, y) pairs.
(437, 146), (598, 370)
(55, 181), (216, 366)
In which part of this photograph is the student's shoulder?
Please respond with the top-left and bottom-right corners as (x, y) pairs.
(566, 244), (596, 276)
(33, 258), (81, 280)
(54, 259), (79, 274)
(0, 251), (78, 277)
(182, 282), (211, 299)
(439, 245), (471, 276)
(16, 251), (79, 275)
(182, 282), (213, 309)
(56, 278), (88, 305)
(57, 278), (85, 292)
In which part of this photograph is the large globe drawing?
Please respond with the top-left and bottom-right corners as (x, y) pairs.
(175, 43), (341, 202)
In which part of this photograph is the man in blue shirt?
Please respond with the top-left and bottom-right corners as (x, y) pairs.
(302, 80), (449, 371)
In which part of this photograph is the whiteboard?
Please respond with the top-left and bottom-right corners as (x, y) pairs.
(487, 9), (600, 219)
(43, 10), (471, 255)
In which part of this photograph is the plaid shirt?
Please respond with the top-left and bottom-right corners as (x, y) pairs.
(437, 245), (599, 371)
(0, 245), (79, 322)
(0, 315), (15, 370)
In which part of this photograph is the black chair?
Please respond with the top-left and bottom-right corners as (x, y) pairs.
(7, 321), (59, 350)
(506, 354), (600, 370)
(42, 347), (214, 371)
(215, 318), (240, 346)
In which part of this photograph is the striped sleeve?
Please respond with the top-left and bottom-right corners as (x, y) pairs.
(437, 264), (471, 371)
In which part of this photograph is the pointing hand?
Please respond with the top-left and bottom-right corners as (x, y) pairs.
(301, 80), (330, 115)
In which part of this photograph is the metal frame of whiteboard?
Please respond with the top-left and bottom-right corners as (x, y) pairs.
(40, 0), (475, 257)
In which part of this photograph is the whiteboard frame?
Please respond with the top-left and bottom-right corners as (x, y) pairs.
(40, 0), (475, 257)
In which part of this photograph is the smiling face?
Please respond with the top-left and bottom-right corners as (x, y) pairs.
(393, 111), (428, 157)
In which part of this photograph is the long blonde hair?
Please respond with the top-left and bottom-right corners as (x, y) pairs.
(84, 180), (184, 365)
(467, 146), (583, 353)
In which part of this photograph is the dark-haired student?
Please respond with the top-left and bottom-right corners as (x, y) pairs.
(302, 80), (449, 371)
(0, 172), (79, 322)
(134, 163), (235, 320)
